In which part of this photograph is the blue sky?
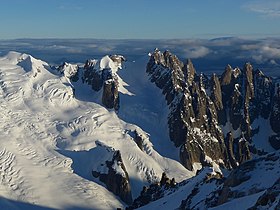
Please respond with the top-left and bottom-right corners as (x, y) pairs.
(0, 0), (279, 39)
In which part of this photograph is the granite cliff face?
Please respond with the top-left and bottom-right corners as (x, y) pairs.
(58, 55), (124, 111)
(92, 145), (133, 205)
(146, 49), (278, 171)
(83, 56), (123, 110)
(147, 49), (230, 171)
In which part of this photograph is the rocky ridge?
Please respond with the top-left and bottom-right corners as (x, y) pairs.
(92, 142), (133, 204)
(127, 172), (177, 209)
(179, 151), (280, 209)
(57, 50), (280, 208)
(147, 49), (278, 171)
(58, 55), (125, 110)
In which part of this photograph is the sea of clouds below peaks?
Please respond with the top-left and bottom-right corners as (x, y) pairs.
(0, 38), (279, 76)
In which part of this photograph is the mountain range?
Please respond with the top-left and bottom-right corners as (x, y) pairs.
(0, 49), (279, 210)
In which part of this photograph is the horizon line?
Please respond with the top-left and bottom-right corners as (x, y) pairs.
(0, 33), (279, 41)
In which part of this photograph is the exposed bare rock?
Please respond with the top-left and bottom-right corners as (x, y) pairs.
(230, 83), (243, 130)
(83, 59), (103, 91)
(175, 152), (280, 210)
(81, 56), (125, 110)
(220, 65), (243, 128)
(237, 136), (251, 164)
(215, 152), (279, 206)
(127, 183), (162, 209)
(210, 73), (223, 111)
(182, 58), (196, 85)
(147, 48), (279, 176)
(241, 63), (254, 140)
(102, 74), (119, 110)
(248, 178), (280, 210)
(244, 62), (255, 105)
(132, 130), (144, 151)
(147, 48), (185, 105)
(218, 63), (276, 144)
(92, 150), (132, 204)
(110, 54), (126, 64)
(168, 89), (194, 147)
(253, 70), (274, 120)
(225, 132), (238, 168)
(128, 173), (176, 209)
(58, 62), (79, 82)
(180, 141), (204, 171)
(147, 49), (232, 171)
(220, 64), (233, 86)
(270, 84), (280, 134)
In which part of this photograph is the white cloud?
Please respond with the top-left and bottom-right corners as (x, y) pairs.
(270, 59), (279, 66)
(244, 0), (280, 18)
(183, 46), (211, 59)
(65, 48), (83, 54)
(249, 45), (280, 64)
(252, 54), (265, 64)
(1, 38), (280, 75)
(261, 45), (280, 57)
(241, 44), (259, 50)
(59, 3), (83, 11)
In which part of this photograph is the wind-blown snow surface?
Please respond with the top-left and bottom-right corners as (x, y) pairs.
(0, 52), (192, 209)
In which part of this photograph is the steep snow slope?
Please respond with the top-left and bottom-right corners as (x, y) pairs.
(139, 151), (280, 210)
(118, 56), (179, 161)
(58, 54), (193, 197)
(0, 52), (192, 209)
(137, 168), (215, 210)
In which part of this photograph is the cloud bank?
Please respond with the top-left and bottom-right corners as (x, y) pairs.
(0, 38), (279, 76)
(244, 0), (280, 18)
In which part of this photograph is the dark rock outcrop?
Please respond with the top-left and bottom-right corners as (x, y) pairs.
(216, 152), (279, 206)
(159, 172), (176, 188)
(128, 173), (176, 209)
(58, 62), (79, 82)
(147, 49), (231, 170)
(83, 59), (103, 91)
(80, 56), (125, 110)
(237, 136), (251, 164)
(176, 152), (280, 210)
(270, 84), (280, 134)
(182, 58), (196, 85)
(179, 142), (200, 171)
(110, 54), (126, 64)
(248, 178), (280, 210)
(224, 132), (238, 168)
(210, 73), (225, 123)
(102, 73), (119, 110)
(132, 130), (144, 151)
(127, 183), (162, 209)
(219, 64), (275, 142)
(92, 150), (132, 204)
(252, 70), (274, 120)
(147, 48), (279, 171)
(269, 134), (280, 150)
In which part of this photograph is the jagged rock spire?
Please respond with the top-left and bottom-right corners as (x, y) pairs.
(182, 58), (196, 85)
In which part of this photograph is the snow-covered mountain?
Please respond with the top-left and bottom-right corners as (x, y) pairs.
(0, 50), (279, 210)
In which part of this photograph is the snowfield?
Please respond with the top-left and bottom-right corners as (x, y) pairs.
(0, 52), (193, 209)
